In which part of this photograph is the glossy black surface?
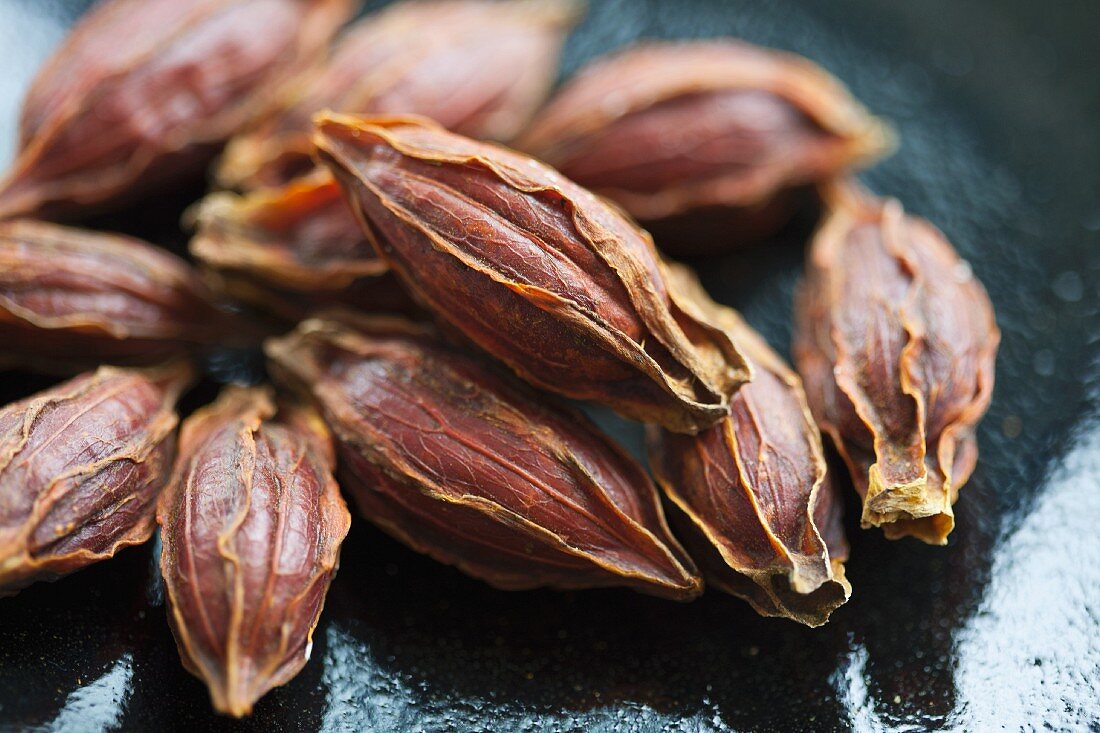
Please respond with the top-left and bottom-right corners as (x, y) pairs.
(1, 0), (1098, 731)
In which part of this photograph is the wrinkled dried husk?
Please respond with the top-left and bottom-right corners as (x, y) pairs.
(515, 40), (893, 230)
(266, 313), (703, 599)
(313, 113), (750, 433)
(0, 0), (352, 220)
(217, 0), (581, 190)
(793, 183), (999, 544)
(648, 265), (850, 626)
(0, 219), (233, 371)
(0, 362), (192, 595)
(157, 385), (350, 717)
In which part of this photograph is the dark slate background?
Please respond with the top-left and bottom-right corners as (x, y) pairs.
(0, 0), (1097, 731)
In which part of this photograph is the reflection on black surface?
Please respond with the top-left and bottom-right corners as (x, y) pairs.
(0, 0), (1098, 730)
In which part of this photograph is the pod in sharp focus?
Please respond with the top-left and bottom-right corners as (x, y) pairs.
(0, 219), (230, 371)
(266, 314), (702, 600)
(793, 183), (999, 544)
(158, 386), (350, 717)
(0, 0), (352, 220)
(648, 266), (850, 626)
(314, 114), (750, 433)
(515, 40), (892, 247)
(217, 0), (582, 189)
(0, 362), (192, 596)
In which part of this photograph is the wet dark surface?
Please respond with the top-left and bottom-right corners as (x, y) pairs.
(1, 0), (1099, 731)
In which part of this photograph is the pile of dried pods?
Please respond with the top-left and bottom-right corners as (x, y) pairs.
(0, 0), (999, 718)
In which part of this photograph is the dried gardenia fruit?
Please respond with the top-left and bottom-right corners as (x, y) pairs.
(314, 114), (750, 433)
(158, 385), (350, 717)
(0, 0), (352, 220)
(0, 362), (192, 596)
(516, 40), (892, 245)
(648, 266), (849, 626)
(0, 219), (229, 370)
(793, 183), (999, 544)
(266, 314), (703, 599)
(217, 0), (581, 189)
(189, 170), (416, 319)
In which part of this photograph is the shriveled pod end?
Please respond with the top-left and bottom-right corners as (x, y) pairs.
(158, 384), (350, 717)
(649, 265), (851, 625)
(266, 314), (704, 600)
(794, 181), (998, 545)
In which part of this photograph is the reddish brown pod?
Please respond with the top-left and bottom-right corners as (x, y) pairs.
(516, 41), (892, 250)
(0, 362), (192, 596)
(648, 267), (849, 627)
(188, 170), (416, 319)
(158, 386), (350, 717)
(314, 114), (749, 433)
(266, 314), (702, 600)
(0, 0), (352, 220)
(793, 184), (999, 544)
(0, 219), (230, 370)
(217, 0), (582, 189)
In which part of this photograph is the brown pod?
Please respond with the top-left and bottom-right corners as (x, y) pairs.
(515, 40), (893, 247)
(266, 314), (702, 600)
(158, 385), (350, 717)
(0, 0), (352, 220)
(314, 114), (750, 433)
(793, 183), (999, 544)
(0, 362), (192, 596)
(217, 0), (581, 189)
(648, 266), (849, 626)
(188, 170), (419, 318)
(0, 219), (230, 370)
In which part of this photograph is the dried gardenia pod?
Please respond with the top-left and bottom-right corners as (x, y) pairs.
(216, 0), (581, 190)
(648, 266), (849, 627)
(158, 385), (350, 717)
(793, 184), (999, 544)
(0, 362), (192, 596)
(515, 40), (893, 247)
(266, 314), (703, 600)
(0, 0), (353, 220)
(314, 114), (750, 433)
(0, 219), (230, 370)
(189, 170), (417, 318)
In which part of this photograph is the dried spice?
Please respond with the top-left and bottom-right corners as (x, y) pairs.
(188, 170), (417, 319)
(158, 386), (350, 717)
(0, 0), (352, 220)
(648, 266), (849, 626)
(217, 0), (581, 189)
(515, 40), (893, 246)
(266, 314), (703, 599)
(0, 362), (192, 596)
(793, 183), (999, 544)
(0, 219), (230, 370)
(314, 114), (750, 433)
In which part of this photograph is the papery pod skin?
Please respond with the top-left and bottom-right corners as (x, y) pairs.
(0, 0), (353, 220)
(188, 170), (419, 318)
(0, 362), (192, 596)
(0, 219), (230, 371)
(515, 40), (893, 238)
(217, 0), (582, 190)
(792, 183), (999, 544)
(314, 114), (750, 434)
(648, 265), (849, 627)
(265, 314), (703, 600)
(157, 385), (350, 717)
